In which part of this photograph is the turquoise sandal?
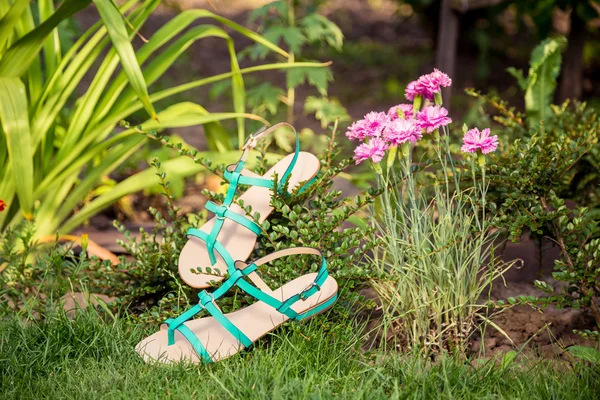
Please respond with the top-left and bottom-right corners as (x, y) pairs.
(179, 123), (321, 288)
(136, 247), (338, 364)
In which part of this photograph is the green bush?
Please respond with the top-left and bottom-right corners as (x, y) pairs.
(470, 37), (600, 331)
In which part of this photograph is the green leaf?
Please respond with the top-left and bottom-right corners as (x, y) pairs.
(0, 78), (33, 219)
(519, 36), (567, 126)
(38, 0), (61, 78)
(0, 0), (91, 77)
(300, 14), (343, 51)
(287, 66), (332, 95)
(93, 0), (156, 119)
(247, 82), (285, 115)
(567, 346), (600, 364)
(265, 26), (306, 54)
(500, 350), (517, 371)
(248, 0), (287, 24)
(304, 96), (350, 128)
(0, 0), (30, 51)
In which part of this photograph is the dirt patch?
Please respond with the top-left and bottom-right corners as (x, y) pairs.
(471, 305), (598, 359)
(358, 284), (598, 359)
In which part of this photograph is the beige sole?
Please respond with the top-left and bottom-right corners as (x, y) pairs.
(178, 152), (320, 288)
(135, 274), (338, 364)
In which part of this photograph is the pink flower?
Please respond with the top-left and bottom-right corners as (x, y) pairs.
(387, 104), (414, 120)
(354, 138), (388, 164)
(405, 81), (420, 101)
(416, 105), (452, 133)
(421, 69), (452, 92)
(405, 69), (452, 101)
(461, 128), (498, 154)
(384, 119), (422, 145)
(345, 112), (389, 141)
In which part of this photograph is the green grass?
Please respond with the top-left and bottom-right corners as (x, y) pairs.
(1, 306), (599, 399)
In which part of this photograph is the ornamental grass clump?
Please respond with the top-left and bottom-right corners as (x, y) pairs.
(352, 70), (513, 356)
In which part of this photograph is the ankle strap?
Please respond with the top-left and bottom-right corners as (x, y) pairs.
(233, 247), (329, 319)
(224, 122), (300, 190)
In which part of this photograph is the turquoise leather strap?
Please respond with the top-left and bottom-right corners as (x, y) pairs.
(223, 165), (274, 189)
(235, 247), (329, 319)
(204, 201), (261, 236)
(186, 228), (235, 268)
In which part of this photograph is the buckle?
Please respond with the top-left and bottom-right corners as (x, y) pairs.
(299, 282), (320, 300)
(215, 204), (230, 220)
(198, 291), (215, 307)
(242, 134), (259, 151)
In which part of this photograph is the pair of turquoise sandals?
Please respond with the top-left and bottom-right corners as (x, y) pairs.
(136, 123), (338, 364)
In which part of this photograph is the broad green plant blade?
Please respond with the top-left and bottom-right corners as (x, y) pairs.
(38, 0), (61, 77)
(0, 0), (30, 51)
(0, 0), (91, 77)
(93, 0), (156, 119)
(0, 77), (33, 219)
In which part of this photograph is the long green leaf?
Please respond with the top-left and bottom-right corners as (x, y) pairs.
(93, 0), (156, 119)
(0, 0), (91, 77)
(33, 1), (150, 151)
(94, 62), (330, 145)
(0, 77), (33, 219)
(172, 9), (289, 58)
(33, 103), (267, 217)
(0, 0), (29, 51)
(38, 0), (61, 78)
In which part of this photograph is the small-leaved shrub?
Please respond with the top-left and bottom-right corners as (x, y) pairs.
(470, 36), (600, 334)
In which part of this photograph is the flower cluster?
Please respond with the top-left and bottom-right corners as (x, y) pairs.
(346, 69), (496, 167)
(405, 68), (452, 101)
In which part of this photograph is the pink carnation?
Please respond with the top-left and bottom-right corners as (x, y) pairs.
(404, 81), (420, 101)
(345, 111), (389, 141)
(387, 104), (414, 120)
(421, 69), (452, 91)
(354, 138), (388, 164)
(416, 105), (452, 133)
(405, 69), (452, 101)
(461, 128), (498, 154)
(384, 119), (422, 145)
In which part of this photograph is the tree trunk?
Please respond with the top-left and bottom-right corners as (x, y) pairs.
(436, 0), (460, 107)
(559, 10), (586, 102)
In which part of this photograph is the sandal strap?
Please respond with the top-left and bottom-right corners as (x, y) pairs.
(165, 315), (213, 363)
(234, 247), (330, 320)
(186, 228), (235, 269)
(204, 201), (261, 236)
